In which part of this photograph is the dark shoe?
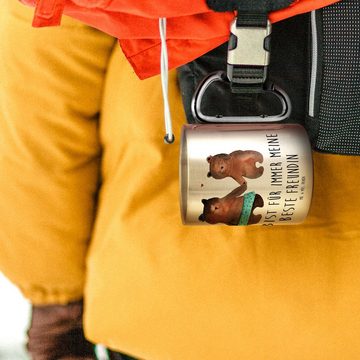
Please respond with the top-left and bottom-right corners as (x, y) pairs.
(27, 300), (96, 360)
(107, 350), (138, 360)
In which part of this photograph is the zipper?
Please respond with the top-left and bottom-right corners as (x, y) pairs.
(308, 10), (318, 118)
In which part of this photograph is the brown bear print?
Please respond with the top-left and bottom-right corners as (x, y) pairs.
(198, 184), (264, 226)
(207, 150), (264, 185)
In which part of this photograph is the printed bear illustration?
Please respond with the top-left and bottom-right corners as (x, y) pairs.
(207, 150), (264, 185)
(198, 183), (264, 226)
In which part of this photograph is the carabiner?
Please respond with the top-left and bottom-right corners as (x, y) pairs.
(191, 71), (292, 123)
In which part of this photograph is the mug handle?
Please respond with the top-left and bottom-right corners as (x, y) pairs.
(191, 71), (292, 123)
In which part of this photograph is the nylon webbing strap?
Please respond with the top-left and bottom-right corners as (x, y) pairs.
(236, 13), (267, 27)
(206, 0), (294, 93)
(206, 0), (294, 13)
(227, 15), (271, 93)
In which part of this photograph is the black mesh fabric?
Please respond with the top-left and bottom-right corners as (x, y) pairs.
(316, 0), (360, 154)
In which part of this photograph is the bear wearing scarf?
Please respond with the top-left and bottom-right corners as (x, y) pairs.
(199, 183), (264, 226)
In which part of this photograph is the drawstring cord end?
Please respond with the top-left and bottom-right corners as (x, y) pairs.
(164, 133), (175, 144)
(159, 18), (175, 145)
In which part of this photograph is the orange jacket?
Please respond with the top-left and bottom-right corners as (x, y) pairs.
(21, 0), (340, 78)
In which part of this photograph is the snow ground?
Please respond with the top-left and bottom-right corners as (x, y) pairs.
(0, 273), (30, 360)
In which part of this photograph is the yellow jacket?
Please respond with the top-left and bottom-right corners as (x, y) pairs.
(1, 1), (360, 359)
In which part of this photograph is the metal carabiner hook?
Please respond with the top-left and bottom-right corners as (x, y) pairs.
(191, 71), (292, 123)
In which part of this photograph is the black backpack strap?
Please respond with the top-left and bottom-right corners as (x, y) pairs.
(206, 0), (295, 94)
(206, 0), (294, 13)
(177, 13), (309, 124)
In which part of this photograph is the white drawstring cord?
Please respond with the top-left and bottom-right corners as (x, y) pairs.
(159, 18), (175, 144)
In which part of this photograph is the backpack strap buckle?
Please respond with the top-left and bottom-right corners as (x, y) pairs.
(227, 16), (272, 94)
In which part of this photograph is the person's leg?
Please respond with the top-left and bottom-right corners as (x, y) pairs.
(0, 1), (116, 358)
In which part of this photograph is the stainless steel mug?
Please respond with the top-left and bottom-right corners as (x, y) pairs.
(180, 123), (313, 226)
